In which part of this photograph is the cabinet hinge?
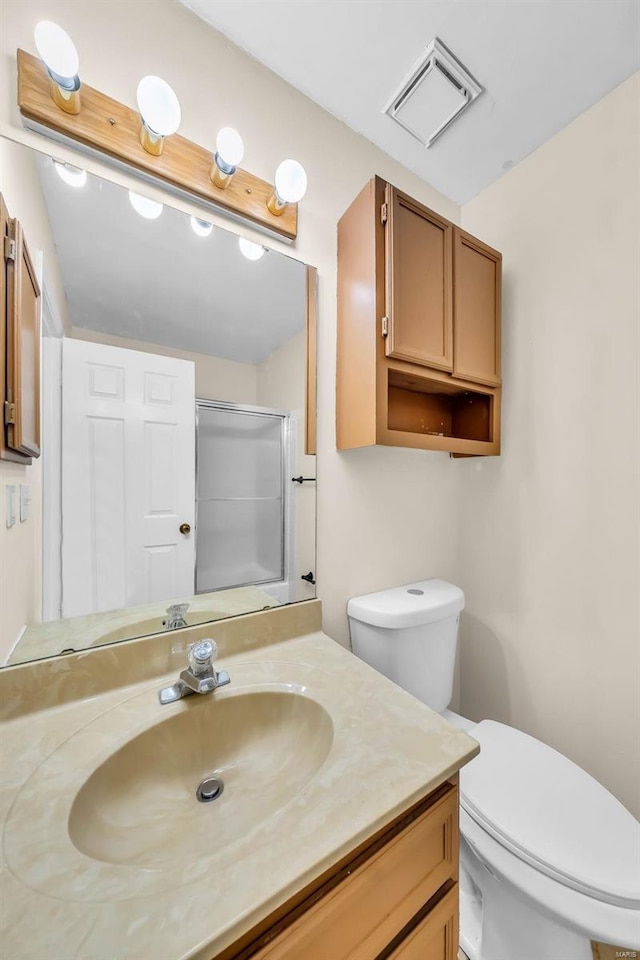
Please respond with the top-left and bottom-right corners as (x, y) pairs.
(4, 236), (16, 262)
(4, 401), (16, 425)
(381, 316), (389, 338)
(380, 202), (388, 225)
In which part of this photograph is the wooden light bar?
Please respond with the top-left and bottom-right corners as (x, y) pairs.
(16, 49), (298, 242)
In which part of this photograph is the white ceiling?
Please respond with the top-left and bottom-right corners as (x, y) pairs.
(182, 0), (640, 203)
(35, 153), (306, 364)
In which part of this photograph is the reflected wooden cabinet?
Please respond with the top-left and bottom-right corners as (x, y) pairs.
(217, 781), (459, 960)
(1, 193), (41, 463)
(337, 176), (502, 456)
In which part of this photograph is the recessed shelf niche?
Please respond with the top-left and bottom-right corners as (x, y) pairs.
(387, 370), (493, 443)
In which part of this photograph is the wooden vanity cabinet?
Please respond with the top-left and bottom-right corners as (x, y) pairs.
(337, 176), (502, 456)
(218, 780), (459, 960)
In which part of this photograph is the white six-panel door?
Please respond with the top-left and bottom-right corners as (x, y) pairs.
(61, 339), (195, 619)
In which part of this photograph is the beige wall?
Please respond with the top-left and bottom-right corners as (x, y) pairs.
(0, 0), (460, 652)
(70, 328), (258, 404)
(456, 72), (640, 816)
(0, 138), (69, 661)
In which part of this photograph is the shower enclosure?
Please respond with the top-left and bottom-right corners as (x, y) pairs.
(195, 400), (294, 603)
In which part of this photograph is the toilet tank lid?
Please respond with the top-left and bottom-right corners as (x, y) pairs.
(347, 579), (465, 628)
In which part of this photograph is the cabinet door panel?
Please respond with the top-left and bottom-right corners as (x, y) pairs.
(453, 228), (501, 386)
(386, 188), (453, 372)
(248, 789), (458, 960)
(387, 886), (458, 960)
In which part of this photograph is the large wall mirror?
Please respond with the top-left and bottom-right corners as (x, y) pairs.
(1, 137), (317, 668)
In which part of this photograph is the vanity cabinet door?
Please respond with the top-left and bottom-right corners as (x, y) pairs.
(387, 886), (458, 960)
(1, 195), (41, 461)
(384, 186), (453, 373)
(452, 227), (502, 386)
(246, 788), (458, 960)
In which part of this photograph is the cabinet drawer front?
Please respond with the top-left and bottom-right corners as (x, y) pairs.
(386, 885), (458, 960)
(386, 188), (453, 372)
(453, 228), (502, 386)
(250, 789), (458, 960)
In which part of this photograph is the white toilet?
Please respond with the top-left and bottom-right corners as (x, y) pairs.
(348, 579), (640, 960)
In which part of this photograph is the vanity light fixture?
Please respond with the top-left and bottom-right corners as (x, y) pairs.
(129, 190), (163, 220)
(190, 216), (213, 237)
(17, 49), (304, 241)
(238, 237), (266, 261)
(33, 21), (81, 114)
(210, 127), (244, 189)
(53, 159), (86, 188)
(136, 75), (181, 156)
(267, 159), (308, 216)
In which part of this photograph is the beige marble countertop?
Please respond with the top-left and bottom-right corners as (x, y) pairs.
(0, 601), (478, 960)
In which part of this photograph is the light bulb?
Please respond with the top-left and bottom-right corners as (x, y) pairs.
(129, 191), (163, 220)
(274, 159), (307, 204)
(210, 126), (244, 189)
(34, 21), (79, 81)
(53, 160), (86, 188)
(136, 76), (181, 137)
(239, 237), (266, 261)
(216, 127), (244, 168)
(190, 217), (213, 238)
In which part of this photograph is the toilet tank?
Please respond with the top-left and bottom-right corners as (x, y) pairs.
(347, 579), (465, 712)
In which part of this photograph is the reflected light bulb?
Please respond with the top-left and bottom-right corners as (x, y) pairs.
(129, 191), (163, 220)
(239, 237), (266, 261)
(190, 217), (213, 238)
(53, 160), (87, 188)
(34, 21), (79, 81)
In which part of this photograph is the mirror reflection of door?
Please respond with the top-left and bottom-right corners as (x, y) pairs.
(61, 339), (196, 618)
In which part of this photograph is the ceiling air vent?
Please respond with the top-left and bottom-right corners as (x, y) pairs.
(383, 38), (483, 148)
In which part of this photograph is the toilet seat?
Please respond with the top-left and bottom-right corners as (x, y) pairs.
(460, 721), (640, 910)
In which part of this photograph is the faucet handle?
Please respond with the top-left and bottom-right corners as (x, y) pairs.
(188, 639), (217, 675)
(167, 602), (189, 617)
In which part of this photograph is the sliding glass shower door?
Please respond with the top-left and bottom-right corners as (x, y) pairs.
(196, 401), (287, 593)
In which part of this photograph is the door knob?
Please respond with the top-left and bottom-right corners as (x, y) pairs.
(179, 522), (191, 535)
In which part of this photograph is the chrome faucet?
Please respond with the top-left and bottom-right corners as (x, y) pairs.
(158, 639), (230, 704)
(165, 603), (189, 630)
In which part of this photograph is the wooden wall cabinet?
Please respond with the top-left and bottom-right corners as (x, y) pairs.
(337, 176), (502, 456)
(218, 781), (459, 960)
(1, 193), (42, 463)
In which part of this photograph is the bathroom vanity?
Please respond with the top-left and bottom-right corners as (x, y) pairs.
(220, 782), (460, 960)
(0, 600), (478, 960)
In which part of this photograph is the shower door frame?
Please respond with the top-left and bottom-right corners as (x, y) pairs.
(194, 398), (295, 597)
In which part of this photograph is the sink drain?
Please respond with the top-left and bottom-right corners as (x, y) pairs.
(196, 777), (224, 803)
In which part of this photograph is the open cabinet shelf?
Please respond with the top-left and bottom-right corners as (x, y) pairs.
(388, 370), (493, 443)
(381, 367), (500, 455)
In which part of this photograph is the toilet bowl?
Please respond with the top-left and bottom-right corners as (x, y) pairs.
(348, 579), (640, 959)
